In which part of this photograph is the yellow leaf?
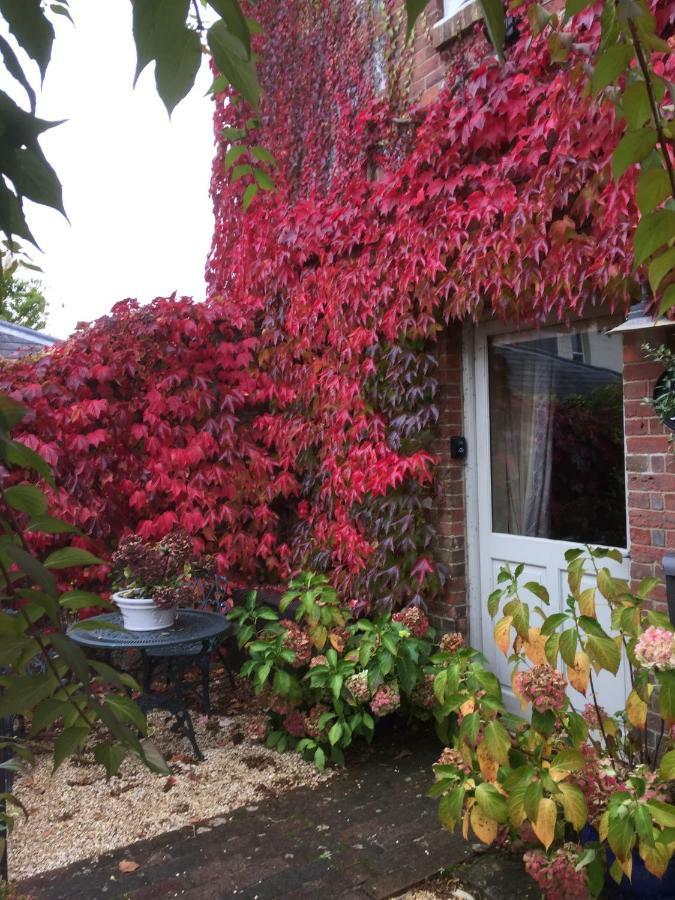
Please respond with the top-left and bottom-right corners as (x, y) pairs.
(626, 688), (648, 730)
(470, 804), (498, 845)
(578, 587), (596, 617)
(557, 782), (588, 830)
(312, 625), (327, 650)
(617, 852), (633, 881)
(599, 811), (609, 842)
(477, 741), (499, 783)
(462, 808), (471, 840)
(494, 616), (513, 656)
(460, 698), (476, 717)
(567, 651), (590, 695)
(524, 628), (547, 666)
(640, 840), (672, 879)
(532, 797), (557, 851)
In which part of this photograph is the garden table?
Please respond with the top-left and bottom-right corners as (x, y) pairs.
(68, 609), (231, 760)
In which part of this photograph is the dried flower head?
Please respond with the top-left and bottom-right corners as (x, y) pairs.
(439, 632), (464, 653)
(513, 665), (566, 713)
(392, 606), (429, 638)
(370, 682), (400, 718)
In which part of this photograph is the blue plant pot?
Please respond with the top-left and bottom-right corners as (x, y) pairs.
(581, 825), (675, 899)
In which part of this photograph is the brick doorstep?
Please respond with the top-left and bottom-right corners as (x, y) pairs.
(17, 734), (471, 900)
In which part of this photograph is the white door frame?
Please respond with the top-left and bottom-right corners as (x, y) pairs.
(461, 317), (631, 706)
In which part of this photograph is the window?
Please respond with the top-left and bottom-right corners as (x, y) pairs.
(488, 324), (627, 548)
(442, 0), (474, 20)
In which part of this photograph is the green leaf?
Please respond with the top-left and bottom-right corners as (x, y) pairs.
(524, 582), (549, 605)
(475, 782), (508, 823)
(558, 782), (588, 830)
(242, 183), (258, 210)
(94, 741), (127, 779)
(587, 634), (621, 675)
(487, 589), (502, 618)
(658, 283), (675, 317)
(253, 168), (274, 191)
(623, 79), (664, 130)
(140, 738), (170, 775)
(635, 803), (655, 847)
(89, 660), (139, 692)
(478, 0), (505, 62)
(635, 166), (670, 215)
(634, 209), (675, 267)
(4, 544), (57, 596)
(540, 613), (568, 636)
(0, 671), (55, 715)
(565, 0), (595, 14)
(251, 145), (276, 166)
(27, 515), (78, 535)
(0, 436), (54, 484)
(648, 245), (675, 292)
(154, 26), (202, 116)
(657, 670), (675, 723)
(459, 711), (479, 747)
(612, 129), (657, 181)
(208, 20), (260, 109)
(484, 719), (511, 765)
(0, 0), (55, 78)
(438, 786), (465, 831)
(591, 44), (632, 95)
(104, 694), (147, 736)
(44, 547), (103, 569)
(328, 721), (343, 746)
(544, 632), (560, 667)
(524, 780), (543, 822)
(12, 146), (64, 215)
(206, 0), (251, 54)
(224, 144), (248, 169)
(53, 725), (89, 771)
(647, 799), (675, 828)
(5, 484), (47, 517)
(48, 633), (90, 684)
(559, 627), (578, 667)
(404, 0), (428, 36)
(314, 746), (325, 771)
(660, 749), (675, 781)
(551, 748), (585, 773)
(0, 35), (36, 112)
(30, 697), (68, 736)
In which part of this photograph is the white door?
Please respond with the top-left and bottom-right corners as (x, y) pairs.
(472, 320), (631, 714)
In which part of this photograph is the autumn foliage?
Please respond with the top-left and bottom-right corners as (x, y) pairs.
(3, 2), (672, 603)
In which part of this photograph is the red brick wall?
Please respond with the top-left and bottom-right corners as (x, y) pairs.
(624, 331), (675, 614)
(430, 325), (468, 635)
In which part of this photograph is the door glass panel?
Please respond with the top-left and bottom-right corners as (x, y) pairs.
(488, 324), (626, 547)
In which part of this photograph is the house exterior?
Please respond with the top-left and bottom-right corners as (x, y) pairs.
(203, 0), (675, 711)
(0, 320), (57, 359)
(406, 0), (675, 711)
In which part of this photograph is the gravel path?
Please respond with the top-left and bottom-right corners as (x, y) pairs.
(8, 677), (332, 881)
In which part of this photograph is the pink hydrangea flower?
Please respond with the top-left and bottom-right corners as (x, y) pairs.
(439, 632), (464, 653)
(282, 710), (306, 738)
(281, 619), (313, 668)
(304, 704), (329, 740)
(635, 626), (675, 672)
(309, 655), (328, 668)
(392, 606), (429, 638)
(524, 846), (590, 900)
(435, 747), (470, 775)
(370, 682), (400, 717)
(346, 671), (370, 704)
(513, 665), (566, 712)
(582, 703), (607, 731)
(243, 714), (268, 742)
(412, 673), (436, 709)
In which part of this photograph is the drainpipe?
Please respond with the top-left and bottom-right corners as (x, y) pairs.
(662, 553), (675, 626)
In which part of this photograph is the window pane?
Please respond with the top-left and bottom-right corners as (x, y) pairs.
(488, 326), (626, 547)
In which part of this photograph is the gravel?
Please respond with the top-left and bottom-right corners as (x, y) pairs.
(8, 677), (333, 881)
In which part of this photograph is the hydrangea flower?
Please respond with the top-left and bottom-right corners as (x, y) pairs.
(392, 606), (429, 638)
(304, 704), (329, 740)
(412, 673), (436, 709)
(282, 710), (306, 738)
(281, 619), (313, 668)
(572, 743), (623, 826)
(435, 747), (470, 775)
(370, 682), (400, 718)
(524, 846), (590, 900)
(309, 654), (328, 668)
(439, 632), (464, 653)
(635, 626), (675, 671)
(581, 703), (607, 731)
(346, 671), (370, 704)
(513, 665), (566, 712)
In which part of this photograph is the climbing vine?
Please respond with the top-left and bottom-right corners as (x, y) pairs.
(4, 2), (674, 609)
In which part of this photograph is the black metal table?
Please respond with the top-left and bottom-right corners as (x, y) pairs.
(68, 609), (231, 760)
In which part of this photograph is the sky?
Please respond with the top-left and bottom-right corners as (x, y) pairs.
(19, 1), (217, 339)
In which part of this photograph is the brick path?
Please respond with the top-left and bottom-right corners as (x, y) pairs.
(18, 734), (475, 899)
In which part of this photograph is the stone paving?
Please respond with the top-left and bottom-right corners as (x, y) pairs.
(17, 733), (535, 900)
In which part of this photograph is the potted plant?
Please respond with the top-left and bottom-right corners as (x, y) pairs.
(111, 530), (200, 631)
(430, 546), (675, 899)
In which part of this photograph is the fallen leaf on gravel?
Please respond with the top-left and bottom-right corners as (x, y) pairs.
(118, 860), (140, 873)
(163, 776), (176, 793)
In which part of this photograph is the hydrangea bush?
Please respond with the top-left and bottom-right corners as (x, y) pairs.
(430, 547), (675, 897)
(229, 571), (460, 768)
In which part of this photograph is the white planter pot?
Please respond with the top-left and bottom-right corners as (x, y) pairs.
(113, 590), (177, 632)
